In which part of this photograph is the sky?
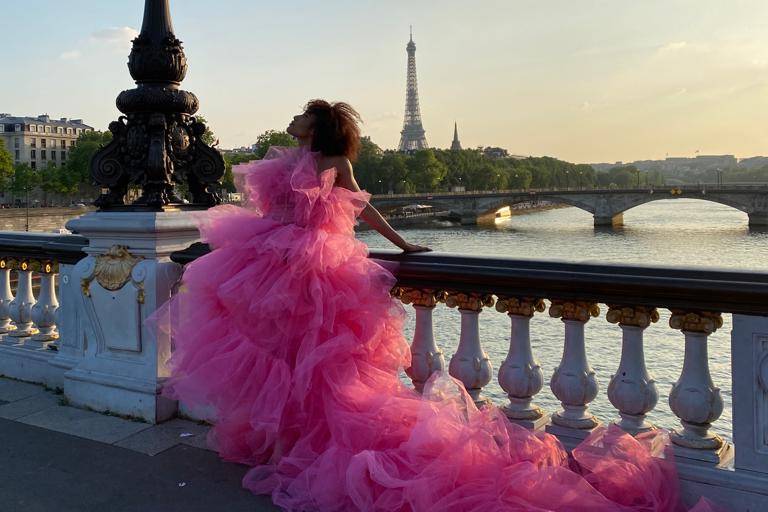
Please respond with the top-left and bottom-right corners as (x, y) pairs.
(4, 0), (768, 164)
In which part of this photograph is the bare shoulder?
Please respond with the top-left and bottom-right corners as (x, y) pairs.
(329, 155), (353, 175)
(318, 155), (352, 175)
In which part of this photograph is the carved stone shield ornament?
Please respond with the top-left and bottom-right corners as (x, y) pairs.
(88, 245), (143, 293)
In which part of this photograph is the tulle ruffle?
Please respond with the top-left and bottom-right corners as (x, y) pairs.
(152, 146), (723, 512)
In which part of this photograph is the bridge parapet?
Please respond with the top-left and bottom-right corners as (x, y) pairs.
(1, 232), (767, 508)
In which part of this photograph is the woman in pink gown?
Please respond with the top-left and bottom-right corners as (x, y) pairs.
(158, 100), (719, 511)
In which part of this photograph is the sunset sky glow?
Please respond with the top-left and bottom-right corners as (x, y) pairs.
(4, 0), (768, 163)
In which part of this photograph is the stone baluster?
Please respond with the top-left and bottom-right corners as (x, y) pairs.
(0, 259), (16, 335)
(668, 310), (732, 464)
(606, 305), (659, 434)
(7, 260), (38, 342)
(547, 300), (601, 443)
(29, 262), (60, 349)
(496, 296), (548, 429)
(393, 287), (446, 393)
(445, 291), (495, 407)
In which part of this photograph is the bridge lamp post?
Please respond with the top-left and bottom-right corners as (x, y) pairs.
(564, 170), (569, 190)
(377, 179), (382, 194)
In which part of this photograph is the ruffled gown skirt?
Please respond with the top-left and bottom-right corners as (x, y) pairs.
(154, 147), (720, 512)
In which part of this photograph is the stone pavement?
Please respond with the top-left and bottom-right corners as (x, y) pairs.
(0, 378), (280, 512)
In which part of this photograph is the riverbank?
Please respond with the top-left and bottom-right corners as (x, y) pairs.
(0, 206), (92, 233)
(357, 202), (569, 231)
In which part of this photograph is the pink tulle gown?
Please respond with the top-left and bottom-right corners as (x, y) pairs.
(156, 146), (719, 512)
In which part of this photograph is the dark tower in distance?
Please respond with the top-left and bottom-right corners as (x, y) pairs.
(398, 28), (428, 152)
(450, 122), (462, 151)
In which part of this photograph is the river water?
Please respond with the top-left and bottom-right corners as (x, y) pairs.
(357, 199), (768, 439)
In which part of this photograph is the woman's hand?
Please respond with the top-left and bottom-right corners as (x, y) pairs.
(401, 242), (432, 253)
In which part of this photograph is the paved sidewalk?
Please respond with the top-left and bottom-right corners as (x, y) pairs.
(0, 378), (280, 512)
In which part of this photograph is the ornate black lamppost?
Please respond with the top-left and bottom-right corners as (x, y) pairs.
(91, 0), (224, 210)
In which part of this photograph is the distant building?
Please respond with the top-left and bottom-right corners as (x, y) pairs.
(0, 114), (93, 169)
(738, 156), (768, 169)
(483, 146), (509, 159)
(450, 122), (462, 151)
(590, 155), (737, 175)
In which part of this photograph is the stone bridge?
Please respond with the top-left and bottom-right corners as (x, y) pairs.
(370, 185), (768, 226)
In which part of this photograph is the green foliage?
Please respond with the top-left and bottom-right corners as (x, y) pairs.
(254, 130), (297, 159)
(64, 130), (113, 190)
(598, 165), (636, 188)
(11, 163), (41, 194)
(344, 144), (597, 194)
(719, 166), (768, 184)
(407, 150), (448, 192)
(193, 115), (217, 146)
(0, 139), (14, 191)
(221, 152), (260, 193)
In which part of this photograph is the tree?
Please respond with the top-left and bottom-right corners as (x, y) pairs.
(11, 164), (41, 200)
(407, 150), (447, 192)
(221, 152), (260, 194)
(193, 115), (217, 146)
(380, 151), (411, 193)
(597, 165), (637, 188)
(65, 130), (113, 197)
(254, 130), (297, 159)
(354, 137), (385, 193)
(39, 162), (62, 205)
(0, 139), (14, 192)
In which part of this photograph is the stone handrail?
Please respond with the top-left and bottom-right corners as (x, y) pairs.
(0, 233), (87, 372)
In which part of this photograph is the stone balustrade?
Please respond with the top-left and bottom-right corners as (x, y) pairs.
(0, 232), (87, 388)
(370, 250), (768, 510)
(0, 234), (765, 509)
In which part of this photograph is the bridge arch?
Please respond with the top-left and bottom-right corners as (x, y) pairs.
(476, 195), (596, 218)
(612, 194), (751, 217)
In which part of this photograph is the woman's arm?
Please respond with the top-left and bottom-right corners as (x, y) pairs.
(333, 157), (431, 253)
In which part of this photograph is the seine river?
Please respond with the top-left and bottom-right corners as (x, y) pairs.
(358, 199), (768, 440)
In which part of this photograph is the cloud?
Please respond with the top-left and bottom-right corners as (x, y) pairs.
(55, 27), (139, 62)
(366, 111), (400, 124)
(89, 27), (139, 51)
(658, 41), (688, 53)
(58, 50), (82, 61)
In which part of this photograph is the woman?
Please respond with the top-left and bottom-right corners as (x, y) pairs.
(159, 100), (719, 511)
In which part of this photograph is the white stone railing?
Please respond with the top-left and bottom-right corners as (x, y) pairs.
(0, 232), (87, 389)
(374, 251), (768, 510)
(0, 231), (766, 509)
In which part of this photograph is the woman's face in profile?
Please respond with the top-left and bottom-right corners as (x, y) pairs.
(287, 112), (314, 139)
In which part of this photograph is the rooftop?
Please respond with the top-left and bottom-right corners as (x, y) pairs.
(0, 114), (93, 129)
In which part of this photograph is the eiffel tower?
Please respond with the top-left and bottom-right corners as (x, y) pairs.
(398, 28), (428, 152)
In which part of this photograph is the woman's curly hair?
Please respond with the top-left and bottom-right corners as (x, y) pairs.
(304, 99), (362, 162)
